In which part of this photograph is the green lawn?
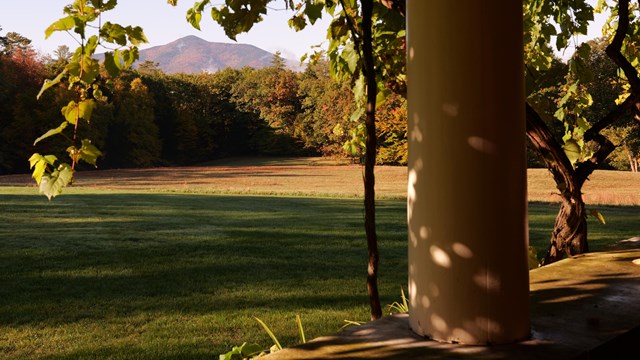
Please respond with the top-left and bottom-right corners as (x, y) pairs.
(1, 187), (638, 359)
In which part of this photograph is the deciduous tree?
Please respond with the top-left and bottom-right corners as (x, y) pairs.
(524, 0), (640, 264)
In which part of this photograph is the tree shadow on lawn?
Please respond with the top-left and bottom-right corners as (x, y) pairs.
(0, 193), (408, 328)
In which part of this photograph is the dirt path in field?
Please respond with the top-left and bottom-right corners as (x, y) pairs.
(1, 157), (638, 203)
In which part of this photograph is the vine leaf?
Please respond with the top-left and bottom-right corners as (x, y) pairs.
(79, 139), (102, 166)
(37, 70), (67, 100)
(45, 16), (75, 38)
(78, 99), (96, 123)
(33, 122), (68, 146)
(61, 101), (80, 125)
(563, 138), (582, 165)
(28, 153), (57, 185)
(39, 164), (74, 201)
(304, 1), (324, 24)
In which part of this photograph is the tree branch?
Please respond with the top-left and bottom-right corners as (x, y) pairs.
(577, 0), (639, 182)
(526, 102), (576, 189)
(339, 0), (362, 52)
(605, 0), (640, 92)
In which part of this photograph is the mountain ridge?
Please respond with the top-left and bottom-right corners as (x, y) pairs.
(133, 35), (301, 74)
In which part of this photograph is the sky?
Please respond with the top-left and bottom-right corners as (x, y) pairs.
(0, 0), (609, 62)
(0, 0), (331, 61)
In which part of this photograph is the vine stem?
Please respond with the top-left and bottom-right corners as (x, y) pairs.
(361, 0), (382, 321)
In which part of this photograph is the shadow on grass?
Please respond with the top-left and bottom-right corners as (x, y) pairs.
(1, 194), (638, 358)
(0, 194), (407, 329)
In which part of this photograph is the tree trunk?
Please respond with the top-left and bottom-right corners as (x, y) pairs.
(526, 103), (590, 265)
(361, 0), (382, 320)
(624, 145), (638, 172)
(542, 182), (588, 265)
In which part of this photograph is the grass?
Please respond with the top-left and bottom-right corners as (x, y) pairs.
(1, 190), (407, 359)
(1, 159), (638, 358)
(527, 201), (640, 260)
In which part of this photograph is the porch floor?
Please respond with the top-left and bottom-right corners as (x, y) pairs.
(266, 240), (640, 359)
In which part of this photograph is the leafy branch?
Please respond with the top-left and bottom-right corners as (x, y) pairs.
(32, 0), (147, 200)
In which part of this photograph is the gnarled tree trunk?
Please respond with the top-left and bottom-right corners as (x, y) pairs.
(526, 103), (591, 265)
(543, 177), (588, 265)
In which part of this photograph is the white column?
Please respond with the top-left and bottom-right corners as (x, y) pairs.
(407, 0), (530, 344)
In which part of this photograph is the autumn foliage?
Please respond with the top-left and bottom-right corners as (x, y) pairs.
(0, 43), (407, 175)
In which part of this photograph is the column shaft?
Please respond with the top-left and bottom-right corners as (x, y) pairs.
(407, 0), (530, 344)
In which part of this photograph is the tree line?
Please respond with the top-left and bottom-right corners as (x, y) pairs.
(2, 30), (639, 176)
(0, 30), (408, 175)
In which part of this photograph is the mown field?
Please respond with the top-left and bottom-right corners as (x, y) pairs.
(1, 158), (638, 359)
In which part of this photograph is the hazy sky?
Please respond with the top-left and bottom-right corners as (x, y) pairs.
(0, 0), (331, 60)
(0, 0), (609, 62)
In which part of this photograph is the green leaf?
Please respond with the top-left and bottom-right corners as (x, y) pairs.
(329, 16), (349, 39)
(66, 60), (81, 78)
(240, 343), (262, 356)
(343, 139), (359, 156)
(376, 87), (390, 108)
(72, 16), (87, 39)
(350, 106), (365, 123)
(78, 99), (95, 123)
(195, 0), (208, 12)
(556, 34), (568, 50)
(39, 163), (74, 201)
(85, 35), (99, 55)
(33, 122), (68, 146)
(37, 70), (67, 99)
(576, 117), (590, 132)
(126, 26), (148, 46)
(288, 14), (307, 31)
(81, 56), (100, 84)
(79, 139), (102, 166)
(341, 43), (358, 74)
(353, 75), (365, 102)
(28, 153), (43, 169)
(101, 22), (127, 46)
(29, 153), (57, 186)
(554, 107), (566, 121)
(91, 0), (117, 11)
(187, 7), (203, 30)
(103, 52), (120, 77)
(569, 57), (594, 83)
(62, 101), (79, 125)
(304, 1), (324, 24)
(563, 138), (581, 165)
(120, 48), (139, 69)
(219, 342), (263, 360)
(45, 16), (76, 39)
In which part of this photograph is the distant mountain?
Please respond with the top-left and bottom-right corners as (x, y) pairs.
(131, 35), (301, 74)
